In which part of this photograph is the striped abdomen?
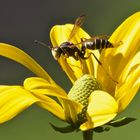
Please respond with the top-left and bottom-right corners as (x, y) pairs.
(82, 38), (113, 50)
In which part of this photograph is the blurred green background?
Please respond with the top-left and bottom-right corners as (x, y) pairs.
(0, 0), (140, 140)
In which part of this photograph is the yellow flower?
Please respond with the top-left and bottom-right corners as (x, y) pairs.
(0, 12), (139, 132)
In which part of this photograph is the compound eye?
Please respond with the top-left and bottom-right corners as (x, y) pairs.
(51, 48), (61, 60)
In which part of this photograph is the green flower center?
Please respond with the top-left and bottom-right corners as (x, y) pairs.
(68, 74), (102, 125)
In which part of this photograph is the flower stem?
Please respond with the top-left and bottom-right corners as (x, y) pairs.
(82, 130), (93, 140)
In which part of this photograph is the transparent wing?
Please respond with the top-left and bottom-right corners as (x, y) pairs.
(68, 14), (86, 41)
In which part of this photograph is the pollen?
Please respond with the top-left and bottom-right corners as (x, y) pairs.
(68, 74), (102, 124)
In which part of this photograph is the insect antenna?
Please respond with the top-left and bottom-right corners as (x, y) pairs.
(34, 40), (52, 49)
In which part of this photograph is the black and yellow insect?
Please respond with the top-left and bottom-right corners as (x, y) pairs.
(35, 15), (118, 83)
(50, 15), (113, 61)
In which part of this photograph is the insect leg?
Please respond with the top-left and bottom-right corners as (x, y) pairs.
(81, 38), (87, 42)
(86, 52), (118, 84)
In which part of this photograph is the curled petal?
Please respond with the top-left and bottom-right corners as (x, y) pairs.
(115, 52), (140, 112)
(24, 77), (67, 97)
(98, 12), (140, 94)
(80, 113), (94, 131)
(60, 98), (83, 124)
(87, 90), (118, 128)
(118, 52), (140, 84)
(23, 77), (82, 122)
(23, 77), (67, 120)
(109, 12), (140, 58)
(31, 92), (66, 121)
(112, 12), (140, 77)
(32, 90), (82, 123)
(0, 86), (39, 123)
(0, 43), (55, 84)
(115, 65), (140, 112)
(116, 84), (139, 113)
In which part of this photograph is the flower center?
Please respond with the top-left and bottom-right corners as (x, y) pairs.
(68, 74), (102, 125)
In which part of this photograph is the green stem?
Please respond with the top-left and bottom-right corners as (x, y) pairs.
(82, 130), (93, 140)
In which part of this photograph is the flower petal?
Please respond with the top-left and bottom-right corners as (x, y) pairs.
(109, 12), (140, 58)
(23, 77), (66, 120)
(23, 77), (82, 122)
(0, 86), (39, 123)
(31, 92), (66, 121)
(114, 52), (140, 112)
(50, 24), (97, 83)
(23, 77), (67, 97)
(118, 52), (140, 84)
(97, 51), (121, 95)
(60, 98), (83, 124)
(98, 12), (140, 94)
(30, 87), (82, 123)
(109, 12), (140, 78)
(116, 84), (139, 113)
(87, 90), (118, 128)
(80, 113), (94, 131)
(0, 43), (55, 84)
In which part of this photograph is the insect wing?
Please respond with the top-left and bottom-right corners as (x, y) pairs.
(68, 14), (86, 41)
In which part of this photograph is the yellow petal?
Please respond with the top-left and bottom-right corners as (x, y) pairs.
(0, 86), (39, 123)
(23, 77), (67, 97)
(50, 24), (90, 46)
(118, 52), (140, 84)
(31, 91), (66, 121)
(115, 52), (140, 112)
(0, 43), (55, 84)
(80, 113), (94, 131)
(60, 98), (83, 124)
(32, 89), (82, 123)
(109, 12), (140, 58)
(87, 90), (118, 128)
(116, 85), (139, 113)
(110, 12), (140, 77)
(98, 12), (140, 94)
(30, 87), (82, 123)
(97, 51), (121, 95)
(23, 77), (66, 120)
(23, 77), (82, 122)
(50, 24), (97, 83)
(115, 65), (140, 112)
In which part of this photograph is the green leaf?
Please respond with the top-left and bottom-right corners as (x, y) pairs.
(107, 117), (137, 127)
(94, 126), (111, 133)
(49, 123), (76, 133)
